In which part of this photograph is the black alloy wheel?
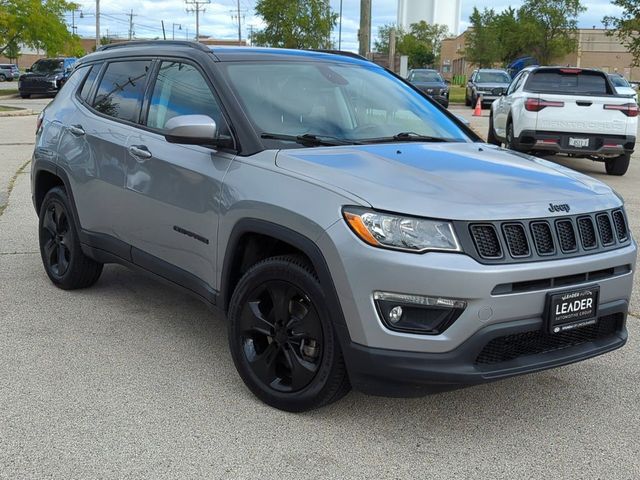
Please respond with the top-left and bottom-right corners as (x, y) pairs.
(38, 186), (103, 289)
(41, 200), (72, 277)
(238, 280), (323, 392)
(228, 255), (350, 411)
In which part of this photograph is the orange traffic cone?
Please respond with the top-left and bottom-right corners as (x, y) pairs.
(473, 95), (483, 116)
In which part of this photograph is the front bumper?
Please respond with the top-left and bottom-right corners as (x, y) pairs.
(319, 220), (636, 395)
(515, 129), (636, 157)
(339, 301), (627, 396)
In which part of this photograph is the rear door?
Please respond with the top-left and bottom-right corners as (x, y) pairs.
(525, 69), (631, 137)
(120, 59), (235, 293)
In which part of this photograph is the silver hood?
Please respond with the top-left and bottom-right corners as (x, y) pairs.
(275, 142), (620, 221)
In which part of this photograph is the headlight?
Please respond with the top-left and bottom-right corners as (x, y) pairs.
(342, 207), (462, 253)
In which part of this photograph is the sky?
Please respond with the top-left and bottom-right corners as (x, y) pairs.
(68, 0), (624, 52)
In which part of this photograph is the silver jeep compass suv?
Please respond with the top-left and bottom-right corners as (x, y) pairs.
(31, 42), (636, 411)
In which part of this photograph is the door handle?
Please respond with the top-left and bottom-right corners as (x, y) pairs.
(69, 124), (85, 136)
(128, 145), (152, 161)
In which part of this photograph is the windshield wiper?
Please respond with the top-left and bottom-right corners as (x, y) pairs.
(359, 132), (451, 144)
(261, 132), (360, 147)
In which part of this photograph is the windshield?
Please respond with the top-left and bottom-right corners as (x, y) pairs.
(476, 72), (510, 84)
(222, 61), (470, 146)
(31, 59), (63, 74)
(411, 71), (442, 83)
(609, 75), (630, 88)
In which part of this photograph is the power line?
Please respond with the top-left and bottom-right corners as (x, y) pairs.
(185, 0), (211, 41)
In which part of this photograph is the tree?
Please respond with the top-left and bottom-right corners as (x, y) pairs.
(0, 0), (79, 56)
(253, 0), (337, 49)
(465, 7), (500, 67)
(603, 0), (640, 66)
(4, 39), (19, 62)
(518, 0), (585, 64)
(374, 22), (448, 69)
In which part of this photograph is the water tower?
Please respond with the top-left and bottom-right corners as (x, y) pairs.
(397, 0), (462, 35)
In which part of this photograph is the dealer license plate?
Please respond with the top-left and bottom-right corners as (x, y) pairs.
(568, 137), (590, 148)
(545, 287), (599, 334)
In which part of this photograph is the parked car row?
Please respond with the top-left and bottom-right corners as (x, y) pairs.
(17, 57), (77, 98)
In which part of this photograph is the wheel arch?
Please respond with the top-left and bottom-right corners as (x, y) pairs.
(32, 162), (83, 232)
(219, 219), (348, 329)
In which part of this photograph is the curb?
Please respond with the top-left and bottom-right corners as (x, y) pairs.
(0, 107), (36, 117)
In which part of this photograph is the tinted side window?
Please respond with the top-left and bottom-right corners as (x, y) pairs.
(146, 61), (228, 134)
(93, 60), (151, 123)
(79, 64), (101, 103)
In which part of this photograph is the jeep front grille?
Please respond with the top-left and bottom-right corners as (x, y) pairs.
(470, 224), (502, 258)
(464, 209), (630, 263)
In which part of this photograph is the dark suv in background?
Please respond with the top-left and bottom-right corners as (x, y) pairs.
(406, 69), (449, 108)
(465, 68), (511, 108)
(18, 57), (77, 98)
(0, 63), (20, 82)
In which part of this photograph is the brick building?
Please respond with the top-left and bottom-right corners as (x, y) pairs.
(439, 28), (640, 82)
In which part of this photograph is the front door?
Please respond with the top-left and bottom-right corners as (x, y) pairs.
(119, 60), (235, 294)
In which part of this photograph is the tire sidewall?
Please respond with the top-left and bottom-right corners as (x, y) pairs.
(228, 258), (342, 411)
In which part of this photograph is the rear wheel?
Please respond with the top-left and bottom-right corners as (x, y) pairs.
(38, 187), (103, 289)
(605, 153), (630, 176)
(487, 113), (501, 146)
(505, 120), (517, 151)
(228, 255), (350, 412)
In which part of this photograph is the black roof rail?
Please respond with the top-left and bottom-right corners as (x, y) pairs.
(307, 49), (370, 61)
(97, 40), (211, 53)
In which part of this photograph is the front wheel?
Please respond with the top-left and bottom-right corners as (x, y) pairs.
(0, 74), (6, 82)
(605, 153), (630, 176)
(228, 255), (350, 412)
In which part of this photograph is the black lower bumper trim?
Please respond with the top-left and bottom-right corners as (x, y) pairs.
(339, 300), (628, 397)
(515, 130), (635, 156)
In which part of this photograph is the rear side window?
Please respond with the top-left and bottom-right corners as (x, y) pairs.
(93, 60), (151, 123)
(146, 61), (228, 134)
(526, 70), (611, 95)
(78, 64), (101, 103)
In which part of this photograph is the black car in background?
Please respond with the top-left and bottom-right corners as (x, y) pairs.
(18, 58), (77, 98)
(465, 69), (511, 108)
(406, 69), (450, 108)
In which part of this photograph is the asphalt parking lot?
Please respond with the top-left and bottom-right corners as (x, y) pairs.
(1, 97), (639, 479)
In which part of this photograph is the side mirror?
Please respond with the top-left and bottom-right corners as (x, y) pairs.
(26, 68), (31, 73)
(164, 115), (218, 145)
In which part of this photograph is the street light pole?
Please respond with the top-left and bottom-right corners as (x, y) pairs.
(173, 23), (182, 40)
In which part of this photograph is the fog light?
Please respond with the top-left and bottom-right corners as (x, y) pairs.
(388, 306), (403, 324)
(373, 291), (466, 335)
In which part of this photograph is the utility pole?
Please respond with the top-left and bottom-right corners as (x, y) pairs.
(248, 25), (255, 46)
(95, 0), (100, 49)
(173, 23), (182, 41)
(388, 28), (396, 73)
(185, 0), (210, 43)
(127, 9), (137, 40)
(338, 0), (343, 50)
(236, 0), (241, 43)
(358, 0), (371, 58)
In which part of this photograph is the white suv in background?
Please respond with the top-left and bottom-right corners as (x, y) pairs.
(488, 66), (637, 176)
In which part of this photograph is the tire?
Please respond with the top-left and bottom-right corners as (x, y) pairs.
(487, 113), (501, 146)
(38, 186), (103, 289)
(464, 92), (470, 107)
(605, 153), (631, 176)
(0, 74), (6, 82)
(470, 93), (477, 109)
(505, 120), (517, 151)
(20, 93), (30, 99)
(228, 255), (350, 412)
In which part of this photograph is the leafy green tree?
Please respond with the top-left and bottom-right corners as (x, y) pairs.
(518, 0), (585, 64)
(253, 0), (338, 49)
(493, 8), (526, 64)
(0, 0), (79, 56)
(603, 0), (640, 66)
(4, 38), (19, 62)
(375, 22), (448, 69)
(465, 7), (500, 67)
